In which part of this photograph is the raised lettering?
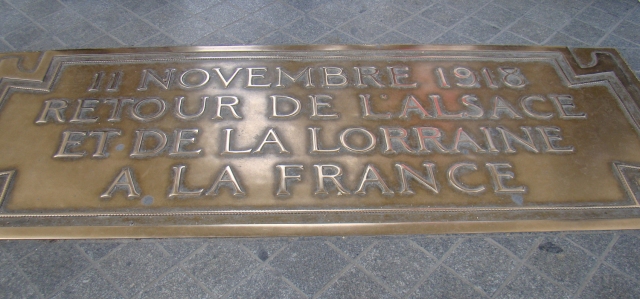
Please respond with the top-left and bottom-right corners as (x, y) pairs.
(388, 66), (417, 88)
(314, 164), (350, 195)
(169, 165), (203, 198)
(205, 165), (246, 196)
(548, 94), (586, 119)
(275, 164), (304, 196)
(447, 163), (485, 194)
(130, 129), (168, 157)
(169, 129), (202, 156)
(253, 128), (290, 154)
(395, 163), (439, 195)
(486, 162), (526, 193)
(276, 67), (314, 88)
(131, 98), (167, 122)
(137, 68), (175, 91)
(36, 99), (68, 124)
(355, 164), (393, 195)
(100, 167), (141, 199)
(246, 67), (271, 87)
(54, 131), (87, 158)
(270, 95), (301, 119)
(212, 96), (242, 119)
(69, 99), (99, 123)
(309, 94), (339, 120)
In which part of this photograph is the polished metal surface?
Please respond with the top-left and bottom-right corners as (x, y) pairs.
(1, 45), (640, 238)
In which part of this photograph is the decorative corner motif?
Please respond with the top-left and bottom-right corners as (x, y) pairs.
(613, 162), (640, 206)
(0, 52), (47, 75)
(0, 170), (15, 207)
(568, 48), (615, 69)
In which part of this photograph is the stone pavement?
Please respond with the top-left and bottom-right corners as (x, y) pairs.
(1, 0), (640, 298)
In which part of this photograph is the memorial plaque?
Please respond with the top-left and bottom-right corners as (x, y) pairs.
(1, 45), (640, 238)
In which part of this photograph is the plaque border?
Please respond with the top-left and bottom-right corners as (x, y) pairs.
(0, 45), (639, 237)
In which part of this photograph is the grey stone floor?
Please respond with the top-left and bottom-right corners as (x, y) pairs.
(1, 0), (640, 298)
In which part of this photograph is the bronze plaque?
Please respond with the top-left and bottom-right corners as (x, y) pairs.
(1, 45), (640, 238)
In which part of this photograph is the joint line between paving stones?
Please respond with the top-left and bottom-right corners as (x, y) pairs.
(519, 235), (577, 295)
(388, 0), (440, 43)
(540, 0), (595, 46)
(171, 241), (217, 298)
(563, 232), (611, 260)
(317, 240), (399, 299)
(485, 2), (541, 46)
(430, 238), (492, 298)
(44, 242), (111, 298)
(603, 260), (640, 283)
(223, 239), (309, 298)
(486, 237), (521, 298)
(467, 2), (506, 43)
(218, 244), (274, 298)
(137, 1), (227, 46)
(192, 5), (258, 45)
(254, 29), (302, 46)
(309, 19), (361, 44)
(91, 239), (130, 263)
(54, 0), (127, 48)
(352, 240), (401, 299)
(71, 241), (129, 299)
(599, 235), (640, 284)
(109, 1), (195, 46)
(0, 37), (15, 51)
(58, 0), (209, 48)
(330, 0), (437, 46)
(3, 243), (46, 299)
(130, 239), (190, 297)
(438, 1), (497, 44)
(2, 0), (51, 47)
(439, 264), (492, 298)
(11, 241), (43, 264)
(488, 235), (571, 297)
(310, 5), (379, 44)
(263, 239), (310, 298)
(132, 240), (213, 298)
(310, 1), (429, 45)
(6, 240), (49, 299)
(595, 5), (638, 47)
(404, 237), (479, 298)
(320, 239), (402, 299)
(118, 240), (180, 298)
(408, 238), (492, 298)
(278, 271), (310, 299)
(243, 238), (292, 264)
(392, 3), (455, 45)
(524, 235), (579, 295)
(311, 252), (361, 298)
(176, 264), (217, 299)
(106, 2), (180, 47)
(313, 240), (394, 299)
(599, 260), (640, 284)
(572, 233), (621, 298)
(191, 1), (273, 46)
(415, 3), (466, 44)
(251, 4), (304, 45)
(228, 1), (282, 45)
(484, 236), (530, 298)
(230, 0), (307, 45)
